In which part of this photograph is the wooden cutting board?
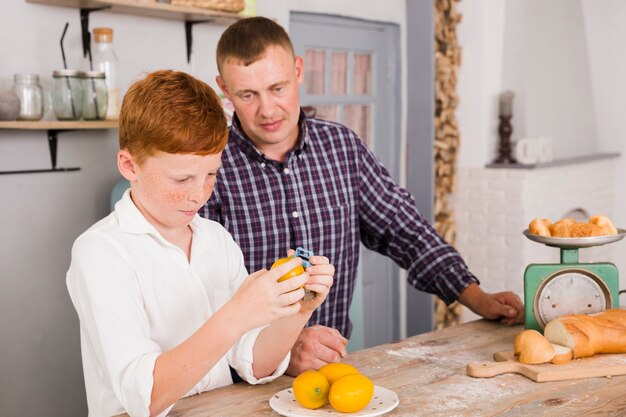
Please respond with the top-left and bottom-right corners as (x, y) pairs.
(467, 351), (626, 382)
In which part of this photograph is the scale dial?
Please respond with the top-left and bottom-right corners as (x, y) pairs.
(534, 268), (613, 328)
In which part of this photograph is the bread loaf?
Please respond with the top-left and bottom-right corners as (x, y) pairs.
(544, 309), (626, 359)
(550, 343), (573, 365)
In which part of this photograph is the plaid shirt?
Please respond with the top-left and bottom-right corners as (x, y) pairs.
(200, 112), (478, 337)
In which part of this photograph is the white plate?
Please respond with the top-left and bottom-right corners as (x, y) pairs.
(269, 385), (399, 417)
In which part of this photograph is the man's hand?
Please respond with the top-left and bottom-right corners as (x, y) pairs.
(458, 283), (524, 325)
(286, 325), (348, 376)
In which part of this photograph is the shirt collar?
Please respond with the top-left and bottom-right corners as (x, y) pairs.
(115, 188), (206, 241)
(229, 109), (309, 162)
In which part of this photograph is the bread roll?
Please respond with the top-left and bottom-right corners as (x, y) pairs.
(529, 218), (552, 237)
(549, 218), (576, 237)
(589, 215), (618, 235)
(544, 309), (626, 359)
(514, 329), (556, 364)
(569, 222), (602, 237)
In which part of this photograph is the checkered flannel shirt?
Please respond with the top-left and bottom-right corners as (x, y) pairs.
(199, 112), (478, 337)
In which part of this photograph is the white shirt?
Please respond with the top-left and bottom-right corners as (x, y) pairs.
(67, 190), (288, 417)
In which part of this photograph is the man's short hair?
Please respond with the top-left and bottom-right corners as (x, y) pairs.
(119, 70), (228, 165)
(216, 16), (294, 73)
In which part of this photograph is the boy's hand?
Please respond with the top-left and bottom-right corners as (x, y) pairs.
(228, 257), (307, 331)
(287, 250), (334, 314)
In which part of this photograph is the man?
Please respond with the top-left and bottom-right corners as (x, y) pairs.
(200, 17), (524, 376)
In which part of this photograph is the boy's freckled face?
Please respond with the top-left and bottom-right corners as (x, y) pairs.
(129, 150), (222, 232)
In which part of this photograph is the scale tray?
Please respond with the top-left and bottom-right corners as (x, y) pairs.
(522, 228), (626, 248)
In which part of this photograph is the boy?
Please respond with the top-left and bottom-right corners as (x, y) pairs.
(66, 70), (334, 417)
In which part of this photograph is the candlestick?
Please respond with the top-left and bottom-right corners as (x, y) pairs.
(499, 91), (514, 117)
(494, 115), (517, 164)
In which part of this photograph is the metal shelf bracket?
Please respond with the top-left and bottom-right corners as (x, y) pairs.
(185, 20), (213, 63)
(80, 6), (112, 58)
(0, 129), (81, 175)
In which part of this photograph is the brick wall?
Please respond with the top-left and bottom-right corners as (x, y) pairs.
(451, 157), (617, 322)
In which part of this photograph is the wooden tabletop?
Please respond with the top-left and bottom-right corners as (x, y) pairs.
(117, 320), (626, 416)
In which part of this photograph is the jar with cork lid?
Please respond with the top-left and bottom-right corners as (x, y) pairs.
(92, 27), (119, 120)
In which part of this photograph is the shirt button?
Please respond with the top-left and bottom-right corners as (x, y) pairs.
(260, 162), (266, 168)
(292, 211), (299, 218)
(284, 168), (290, 174)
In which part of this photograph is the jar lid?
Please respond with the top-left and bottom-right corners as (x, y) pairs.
(53, 69), (84, 77)
(81, 71), (106, 78)
(93, 27), (113, 43)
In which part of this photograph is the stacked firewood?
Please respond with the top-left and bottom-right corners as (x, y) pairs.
(434, 0), (463, 330)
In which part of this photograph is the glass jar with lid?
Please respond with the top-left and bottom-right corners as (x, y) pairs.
(13, 73), (45, 121)
(81, 71), (108, 120)
(92, 27), (120, 119)
(52, 69), (84, 120)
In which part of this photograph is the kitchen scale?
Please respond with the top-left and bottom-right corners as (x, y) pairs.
(522, 228), (626, 331)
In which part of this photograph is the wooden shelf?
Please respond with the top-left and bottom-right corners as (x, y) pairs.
(25, 0), (245, 23)
(0, 120), (118, 130)
(0, 119), (118, 174)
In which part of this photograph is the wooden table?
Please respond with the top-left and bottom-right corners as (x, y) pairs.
(119, 320), (626, 416)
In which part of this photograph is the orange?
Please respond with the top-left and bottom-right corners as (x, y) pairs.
(272, 256), (305, 282)
(328, 373), (375, 413)
(318, 363), (360, 385)
(292, 370), (330, 410)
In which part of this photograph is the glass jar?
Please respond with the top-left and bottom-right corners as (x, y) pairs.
(92, 27), (120, 120)
(81, 71), (108, 120)
(52, 69), (84, 120)
(13, 73), (45, 121)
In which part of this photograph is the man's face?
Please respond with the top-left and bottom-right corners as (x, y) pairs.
(121, 150), (222, 234)
(217, 46), (304, 153)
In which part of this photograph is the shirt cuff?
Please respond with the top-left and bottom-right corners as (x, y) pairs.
(229, 326), (291, 385)
(437, 264), (480, 305)
(120, 351), (160, 417)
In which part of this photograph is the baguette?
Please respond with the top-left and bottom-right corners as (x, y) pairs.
(544, 309), (626, 359)
(550, 343), (573, 365)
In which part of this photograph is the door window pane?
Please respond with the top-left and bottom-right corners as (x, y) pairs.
(304, 50), (326, 95)
(354, 53), (372, 96)
(344, 104), (371, 146)
(313, 105), (339, 123)
(332, 52), (348, 96)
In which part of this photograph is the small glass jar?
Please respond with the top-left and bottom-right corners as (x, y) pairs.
(81, 71), (108, 120)
(13, 73), (45, 121)
(52, 69), (84, 120)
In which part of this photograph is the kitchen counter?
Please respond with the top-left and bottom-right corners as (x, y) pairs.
(116, 320), (626, 416)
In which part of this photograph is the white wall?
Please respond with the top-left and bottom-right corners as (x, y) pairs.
(0, 1), (407, 416)
(581, 0), (626, 299)
(457, 0), (600, 167)
(455, 0), (626, 305)
(456, 0), (506, 168)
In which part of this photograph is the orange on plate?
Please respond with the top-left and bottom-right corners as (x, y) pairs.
(272, 256), (305, 282)
(318, 362), (360, 385)
(292, 370), (330, 410)
(328, 373), (375, 413)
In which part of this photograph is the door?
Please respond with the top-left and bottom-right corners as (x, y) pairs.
(290, 13), (401, 350)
